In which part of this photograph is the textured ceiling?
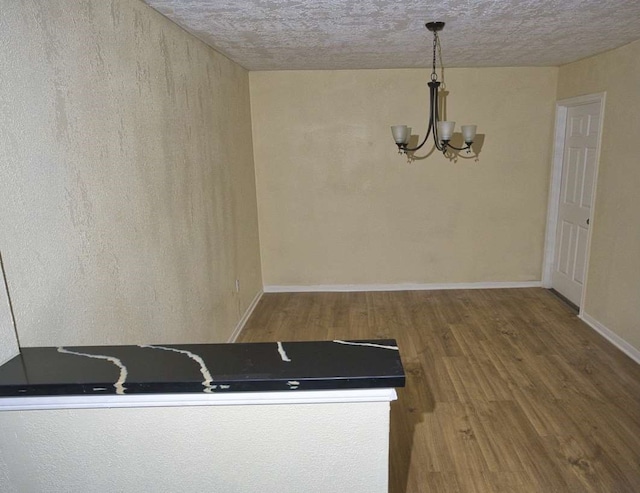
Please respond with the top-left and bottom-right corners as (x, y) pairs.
(143, 0), (640, 71)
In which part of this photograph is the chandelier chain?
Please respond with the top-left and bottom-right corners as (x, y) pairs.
(431, 31), (438, 81)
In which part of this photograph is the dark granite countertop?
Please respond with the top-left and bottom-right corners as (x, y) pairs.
(0, 340), (405, 397)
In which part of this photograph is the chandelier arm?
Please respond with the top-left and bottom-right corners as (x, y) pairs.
(401, 83), (437, 152)
(401, 120), (432, 152)
(432, 83), (446, 152)
(442, 143), (472, 152)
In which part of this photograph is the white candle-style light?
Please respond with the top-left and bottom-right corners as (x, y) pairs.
(437, 121), (455, 141)
(461, 125), (477, 144)
(391, 125), (409, 145)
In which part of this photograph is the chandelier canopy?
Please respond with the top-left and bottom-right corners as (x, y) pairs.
(391, 22), (477, 157)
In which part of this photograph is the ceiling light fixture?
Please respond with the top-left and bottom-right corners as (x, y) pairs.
(391, 22), (477, 157)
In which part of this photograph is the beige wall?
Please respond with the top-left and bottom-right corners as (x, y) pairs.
(558, 40), (640, 352)
(250, 68), (558, 287)
(0, 401), (390, 492)
(0, 0), (261, 346)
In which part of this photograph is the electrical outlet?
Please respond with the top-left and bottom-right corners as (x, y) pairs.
(235, 279), (240, 292)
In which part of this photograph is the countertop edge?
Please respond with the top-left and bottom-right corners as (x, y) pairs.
(0, 388), (398, 411)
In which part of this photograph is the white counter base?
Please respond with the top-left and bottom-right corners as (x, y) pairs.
(0, 391), (395, 493)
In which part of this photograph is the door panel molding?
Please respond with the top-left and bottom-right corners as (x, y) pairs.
(542, 92), (606, 313)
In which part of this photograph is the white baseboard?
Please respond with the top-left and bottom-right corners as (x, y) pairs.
(580, 312), (640, 365)
(227, 290), (263, 343)
(263, 281), (542, 293)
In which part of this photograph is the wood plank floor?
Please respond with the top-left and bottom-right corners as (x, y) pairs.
(239, 288), (640, 492)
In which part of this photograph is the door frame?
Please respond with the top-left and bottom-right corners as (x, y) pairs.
(542, 92), (606, 313)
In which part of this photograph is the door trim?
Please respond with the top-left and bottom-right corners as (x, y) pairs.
(542, 92), (606, 314)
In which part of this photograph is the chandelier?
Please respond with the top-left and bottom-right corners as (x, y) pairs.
(391, 22), (477, 157)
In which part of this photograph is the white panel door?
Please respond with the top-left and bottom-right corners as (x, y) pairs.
(552, 101), (601, 306)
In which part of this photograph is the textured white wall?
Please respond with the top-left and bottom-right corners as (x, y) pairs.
(0, 401), (390, 492)
(0, 261), (19, 365)
(0, 0), (262, 346)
